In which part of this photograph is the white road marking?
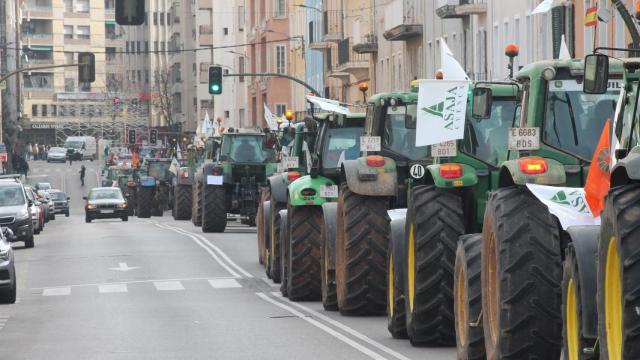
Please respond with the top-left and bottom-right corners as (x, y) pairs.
(109, 262), (140, 272)
(0, 315), (9, 330)
(208, 279), (242, 288)
(152, 222), (241, 278)
(42, 287), (71, 296)
(30, 276), (235, 290)
(154, 281), (185, 291)
(98, 284), (128, 293)
(159, 222), (253, 278)
(256, 292), (388, 360)
(270, 292), (412, 360)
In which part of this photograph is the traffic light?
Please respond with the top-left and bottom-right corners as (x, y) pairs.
(116, 0), (145, 26)
(149, 129), (157, 145)
(209, 66), (222, 95)
(128, 129), (136, 144)
(78, 52), (95, 83)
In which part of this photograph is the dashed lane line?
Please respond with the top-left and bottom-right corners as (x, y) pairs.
(154, 281), (185, 291)
(208, 278), (242, 288)
(42, 287), (71, 297)
(98, 284), (128, 293)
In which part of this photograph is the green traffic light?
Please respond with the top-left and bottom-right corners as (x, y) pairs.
(211, 84), (220, 91)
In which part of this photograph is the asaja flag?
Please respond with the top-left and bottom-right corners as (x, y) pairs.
(584, 119), (611, 217)
(416, 80), (470, 146)
(585, 6), (598, 27)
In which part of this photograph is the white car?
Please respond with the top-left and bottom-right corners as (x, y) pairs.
(47, 147), (67, 163)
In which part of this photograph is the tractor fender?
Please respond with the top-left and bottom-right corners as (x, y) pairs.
(139, 176), (156, 187)
(341, 158), (397, 197)
(176, 167), (192, 186)
(611, 148), (640, 187)
(321, 202), (338, 271)
(565, 225), (599, 339)
(288, 175), (335, 206)
(425, 163), (479, 188)
(268, 174), (288, 203)
(498, 158), (566, 187)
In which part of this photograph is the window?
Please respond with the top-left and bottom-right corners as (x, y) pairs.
(161, 42), (165, 52)
(225, 111), (230, 119)
(80, 82), (91, 92)
(51, 105), (57, 116)
(137, 70), (141, 82)
(239, 57), (245, 82)
(76, 0), (89, 13)
(492, 23), (499, 79)
(160, 13), (164, 26)
(64, 0), (72, 12)
(153, 12), (157, 25)
(145, 70), (149, 83)
(275, 104), (286, 116)
(41, 105), (47, 117)
(64, 52), (74, 64)
(238, 6), (245, 31)
(167, 12), (171, 26)
(32, 104), (38, 117)
(144, 41), (149, 53)
(274, 0), (286, 18)
(275, 45), (286, 74)
(239, 108), (245, 127)
(137, 41), (141, 53)
(105, 23), (116, 39)
(65, 78), (75, 92)
(200, 100), (209, 110)
(224, 28), (228, 35)
(76, 26), (90, 40)
(154, 41), (158, 51)
(64, 25), (73, 39)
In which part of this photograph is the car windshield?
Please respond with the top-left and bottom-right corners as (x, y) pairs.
(543, 79), (621, 160)
(462, 99), (518, 166)
(89, 189), (123, 201)
(65, 140), (83, 149)
(223, 135), (274, 163)
(383, 104), (430, 160)
(322, 127), (364, 169)
(49, 192), (66, 201)
(50, 147), (66, 154)
(0, 186), (26, 206)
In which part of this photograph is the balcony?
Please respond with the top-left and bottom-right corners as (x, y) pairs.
(23, 32), (53, 45)
(383, 23), (422, 41)
(323, 10), (342, 43)
(199, 25), (213, 46)
(382, 0), (422, 41)
(24, 3), (53, 18)
(353, 33), (377, 54)
(436, 0), (487, 19)
(333, 39), (369, 79)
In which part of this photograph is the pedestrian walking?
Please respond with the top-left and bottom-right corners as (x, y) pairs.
(79, 165), (86, 186)
(67, 148), (74, 165)
(21, 157), (29, 178)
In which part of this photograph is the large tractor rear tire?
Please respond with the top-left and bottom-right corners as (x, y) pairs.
(320, 204), (338, 311)
(454, 234), (485, 360)
(192, 175), (203, 226)
(481, 186), (562, 359)
(598, 183), (640, 360)
(335, 184), (389, 316)
(136, 186), (153, 218)
(279, 210), (290, 297)
(268, 209), (283, 283)
(404, 185), (463, 346)
(287, 205), (322, 301)
(562, 245), (597, 360)
(257, 188), (270, 265)
(387, 216), (408, 339)
(202, 185), (226, 233)
(173, 184), (192, 221)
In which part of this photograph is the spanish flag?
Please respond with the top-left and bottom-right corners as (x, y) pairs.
(585, 119), (611, 217)
(585, 6), (598, 27)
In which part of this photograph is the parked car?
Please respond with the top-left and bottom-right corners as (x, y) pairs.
(48, 190), (70, 217)
(84, 187), (129, 223)
(24, 187), (44, 235)
(37, 190), (56, 221)
(0, 175), (34, 248)
(47, 147), (67, 163)
(0, 227), (16, 303)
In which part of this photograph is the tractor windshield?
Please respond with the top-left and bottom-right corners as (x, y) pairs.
(322, 127), (364, 169)
(148, 162), (171, 180)
(223, 135), (275, 163)
(543, 79), (621, 160)
(463, 99), (517, 166)
(383, 104), (430, 160)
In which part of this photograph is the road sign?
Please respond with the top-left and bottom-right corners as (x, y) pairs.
(116, 0), (145, 26)
(0, 81), (6, 90)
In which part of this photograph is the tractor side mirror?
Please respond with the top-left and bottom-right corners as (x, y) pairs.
(472, 87), (493, 119)
(584, 54), (609, 94)
(82, 196), (87, 200)
(404, 114), (416, 129)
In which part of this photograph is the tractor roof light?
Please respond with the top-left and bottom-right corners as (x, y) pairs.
(287, 171), (301, 181)
(285, 110), (294, 121)
(519, 157), (548, 175)
(366, 155), (385, 167)
(439, 163), (463, 179)
(211, 167), (223, 176)
(435, 69), (444, 79)
(358, 82), (369, 92)
(542, 67), (556, 81)
(505, 43), (520, 58)
(636, 1), (640, 20)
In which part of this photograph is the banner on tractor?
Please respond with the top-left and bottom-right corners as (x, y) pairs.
(264, 104), (279, 130)
(526, 184), (600, 230)
(416, 79), (470, 147)
(305, 95), (352, 116)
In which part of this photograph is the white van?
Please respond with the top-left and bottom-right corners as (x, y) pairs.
(64, 136), (97, 160)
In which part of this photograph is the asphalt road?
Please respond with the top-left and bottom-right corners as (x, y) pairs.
(0, 160), (455, 360)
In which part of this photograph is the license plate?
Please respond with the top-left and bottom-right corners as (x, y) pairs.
(431, 140), (457, 157)
(282, 156), (299, 169)
(360, 136), (381, 152)
(508, 127), (540, 151)
(320, 185), (339, 198)
(207, 175), (223, 185)
(101, 210), (114, 214)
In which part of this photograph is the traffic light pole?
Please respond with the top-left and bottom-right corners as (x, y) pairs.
(224, 73), (321, 97)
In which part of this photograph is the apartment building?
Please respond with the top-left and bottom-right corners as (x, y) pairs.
(0, 0), (20, 149)
(21, 0), (126, 145)
(288, 0), (307, 118)
(247, 0), (291, 128)
(304, 0), (324, 104)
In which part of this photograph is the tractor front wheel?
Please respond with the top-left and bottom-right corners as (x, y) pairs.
(202, 185), (226, 233)
(287, 205), (322, 301)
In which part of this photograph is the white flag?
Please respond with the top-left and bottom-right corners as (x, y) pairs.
(526, 184), (600, 229)
(306, 95), (352, 115)
(416, 80), (470, 147)
(440, 39), (469, 81)
(176, 142), (182, 160)
(201, 111), (213, 137)
(264, 104), (279, 130)
(532, 0), (554, 14)
(558, 34), (571, 60)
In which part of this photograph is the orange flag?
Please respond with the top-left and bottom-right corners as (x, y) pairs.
(585, 119), (611, 217)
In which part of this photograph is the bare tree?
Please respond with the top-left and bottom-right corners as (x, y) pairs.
(152, 67), (174, 128)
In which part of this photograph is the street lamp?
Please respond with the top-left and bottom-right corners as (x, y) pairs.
(296, 4), (321, 13)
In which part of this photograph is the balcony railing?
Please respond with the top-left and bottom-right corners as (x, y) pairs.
(353, 33), (377, 54)
(199, 25), (213, 34)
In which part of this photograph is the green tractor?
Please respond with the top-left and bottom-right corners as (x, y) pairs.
(258, 124), (303, 272)
(198, 130), (277, 233)
(468, 58), (622, 359)
(274, 112), (365, 304)
(382, 82), (520, 347)
(135, 158), (175, 218)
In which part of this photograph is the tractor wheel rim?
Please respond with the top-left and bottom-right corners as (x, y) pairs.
(605, 237), (622, 360)
(388, 254), (394, 316)
(455, 260), (468, 347)
(487, 232), (499, 346)
(566, 278), (580, 360)
(408, 224), (416, 312)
